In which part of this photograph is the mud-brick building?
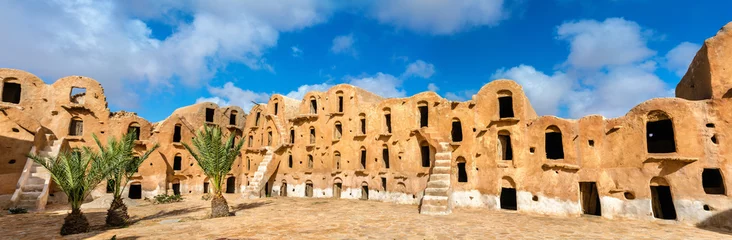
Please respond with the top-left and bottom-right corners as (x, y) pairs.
(1, 21), (731, 228)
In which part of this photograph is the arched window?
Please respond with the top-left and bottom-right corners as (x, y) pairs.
(226, 177), (236, 193)
(173, 124), (182, 143)
(497, 90), (514, 118)
(173, 154), (182, 171)
(69, 117), (83, 136)
(229, 110), (238, 125)
(307, 155), (314, 169)
(309, 127), (316, 144)
(288, 154), (293, 168)
(418, 101), (428, 128)
(382, 145), (390, 169)
(305, 180), (314, 197)
(290, 128), (295, 144)
(309, 96), (317, 114)
(128, 122), (141, 140)
(650, 177), (676, 220)
(336, 91), (344, 113)
(451, 118), (463, 142)
(359, 113), (366, 134)
(255, 111), (261, 126)
(246, 157), (251, 170)
(334, 151), (341, 170)
(384, 108), (392, 133)
(360, 146), (367, 169)
(267, 128), (273, 146)
(420, 142), (430, 167)
(334, 122), (343, 140)
(498, 130), (513, 160)
(545, 126), (564, 160)
(273, 100), (279, 115)
(646, 111), (676, 153)
(456, 157), (467, 182)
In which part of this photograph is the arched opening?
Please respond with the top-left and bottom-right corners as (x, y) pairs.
(650, 177), (676, 220)
(420, 142), (430, 167)
(333, 178), (342, 199)
(2, 79), (21, 104)
(203, 181), (210, 194)
(248, 135), (253, 147)
(646, 111), (676, 153)
(205, 108), (214, 122)
(310, 96), (318, 114)
(280, 180), (287, 197)
(288, 155), (293, 168)
(69, 117), (83, 136)
(255, 112), (261, 126)
(382, 145), (390, 169)
(267, 128), (273, 146)
(128, 122), (141, 140)
(307, 155), (314, 169)
(337, 91), (344, 112)
(173, 154), (182, 171)
(498, 130), (513, 161)
(273, 101), (279, 115)
(545, 126), (564, 160)
(334, 151), (341, 170)
(451, 118), (463, 142)
(579, 182), (601, 216)
(381, 177), (387, 191)
(500, 176), (517, 210)
(171, 179), (181, 196)
(498, 90), (514, 118)
(334, 122), (343, 140)
(418, 101), (428, 128)
(384, 108), (392, 133)
(305, 181), (314, 197)
(246, 157), (251, 171)
(70, 87), (86, 104)
(128, 183), (142, 199)
(361, 182), (369, 200)
(290, 128), (295, 144)
(226, 177), (236, 193)
(702, 168), (726, 195)
(229, 110), (238, 125)
(309, 127), (316, 144)
(359, 113), (367, 134)
(457, 157), (467, 182)
(360, 147), (367, 169)
(173, 124), (182, 143)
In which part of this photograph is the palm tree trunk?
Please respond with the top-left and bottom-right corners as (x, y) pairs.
(210, 193), (230, 218)
(106, 196), (129, 227)
(61, 208), (89, 235)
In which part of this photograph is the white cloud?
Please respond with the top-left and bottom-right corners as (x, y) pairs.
(285, 83), (333, 99)
(490, 18), (673, 118)
(370, 0), (508, 35)
(444, 90), (477, 101)
(199, 82), (271, 111)
(665, 42), (701, 77)
(347, 73), (406, 98)
(427, 83), (439, 92)
(557, 18), (656, 69)
(0, 0), (332, 108)
(330, 33), (357, 57)
(403, 60), (435, 79)
(291, 46), (304, 57)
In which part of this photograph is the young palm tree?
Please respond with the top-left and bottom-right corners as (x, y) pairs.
(90, 132), (159, 227)
(183, 125), (244, 218)
(29, 148), (111, 235)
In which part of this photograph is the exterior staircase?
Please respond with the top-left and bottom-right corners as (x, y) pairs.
(243, 146), (281, 198)
(414, 128), (453, 215)
(11, 133), (61, 211)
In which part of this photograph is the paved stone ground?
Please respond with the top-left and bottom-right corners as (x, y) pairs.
(0, 195), (729, 239)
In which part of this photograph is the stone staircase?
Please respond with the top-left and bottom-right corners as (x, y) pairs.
(414, 128), (453, 215)
(243, 146), (280, 198)
(11, 133), (61, 211)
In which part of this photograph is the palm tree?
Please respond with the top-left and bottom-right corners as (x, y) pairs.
(90, 132), (159, 227)
(29, 148), (111, 235)
(183, 125), (244, 218)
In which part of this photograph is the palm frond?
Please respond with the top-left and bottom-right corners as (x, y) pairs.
(183, 125), (244, 195)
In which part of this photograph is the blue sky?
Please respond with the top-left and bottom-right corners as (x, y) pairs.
(1, 0), (730, 122)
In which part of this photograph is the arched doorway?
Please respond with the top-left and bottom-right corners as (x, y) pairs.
(226, 177), (236, 193)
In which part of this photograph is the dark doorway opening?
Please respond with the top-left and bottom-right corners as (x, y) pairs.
(305, 183), (313, 197)
(580, 182), (601, 216)
(360, 149), (367, 169)
(255, 112), (261, 126)
(173, 125), (182, 142)
(545, 131), (564, 159)
(229, 111), (237, 125)
(274, 103), (279, 115)
(310, 99), (318, 114)
(382, 147), (390, 169)
(499, 133), (513, 160)
(419, 105), (428, 128)
(226, 177), (236, 193)
(203, 182), (209, 194)
(361, 185), (369, 200)
(69, 118), (83, 136)
(264, 182), (270, 197)
(106, 180), (114, 193)
(334, 183), (342, 198)
(128, 124), (141, 140)
(288, 155), (293, 168)
(420, 145), (430, 167)
(360, 117), (366, 134)
(173, 155), (182, 171)
(651, 186), (677, 220)
(646, 119), (676, 153)
(498, 96), (514, 118)
(310, 128), (316, 144)
(451, 120), (463, 142)
(385, 114), (392, 133)
(702, 168), (726, 195)
(172, 183), (181, 196)
(2, 82), (21, 104)
(338, 96), (344, 112)
(381, 177), (387, 192)
(280, 182), (287, 197)
(205, 108), (214, 122)
(500, 188), (517, 210)
(129, 184), (142, 199)
(290, 129), (295, 144)
(457, 161), (468, 182)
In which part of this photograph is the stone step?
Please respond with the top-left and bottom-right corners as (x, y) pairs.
(17, 200), (36, 209)
(22, 184), (44, 192)
(422, 196), (449, 206)
(420, 204), (449, 214)
(435, 152), (451, 159)
(425, 187), (450, 196)
(27, 177), (45, 185)
(427, 180), (450, 189)
(429, 174), (450, 182)
(432, 167), (450, 174)
(31, 172), (49, 178)
(20, 192), (41, 200)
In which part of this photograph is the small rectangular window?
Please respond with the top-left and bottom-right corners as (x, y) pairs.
(498, 96), (514, 118)
(2, 82), (21, 104)
(205, 108), (215, 122)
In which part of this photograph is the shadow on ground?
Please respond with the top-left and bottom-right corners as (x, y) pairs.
(696, 208), (732, 235)
(230, 201), (272, 212)
(128, 206), (206, 224)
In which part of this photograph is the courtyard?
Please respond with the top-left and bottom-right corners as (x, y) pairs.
(0, 195), (729, 239)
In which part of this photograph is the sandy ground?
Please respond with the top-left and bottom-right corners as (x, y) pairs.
(0, 194), (729, 239)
